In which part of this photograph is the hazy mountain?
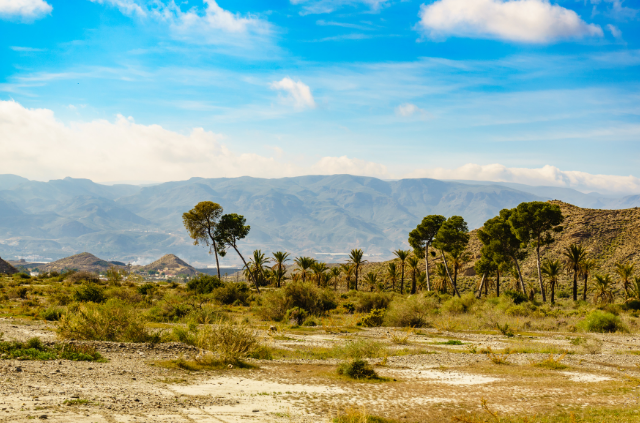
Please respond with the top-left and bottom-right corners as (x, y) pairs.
(0, 174), (639, 265)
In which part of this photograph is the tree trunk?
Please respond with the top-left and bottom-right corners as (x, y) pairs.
(399, 263), (404, 294)
(551, 280), (556, 304)
(233, 246), (260, 294)
(583, 273), (588, 301)
(496, 269), (500, 297)
(512, 257), (527, 297)
(355, 265), (359, 291)
(425, 246), (431, 291)
(440, 251), (460, 298)
(573, 268), (578, 301)
(536, 241), (546, 302)
(411, 270), (417, 294)
(476, 273), (486, 299)
(207, 227), (221, 279)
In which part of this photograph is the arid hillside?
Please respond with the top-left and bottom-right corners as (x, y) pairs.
(355, 201), (640, 292)
(40, 252), (124, 273)
(465, 200), (640, 278)
(0, 257), (17, 275)
(139, 253), (197, 276)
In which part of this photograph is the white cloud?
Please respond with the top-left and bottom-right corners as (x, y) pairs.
(606, 24), (622, 39)
(395, 103), (430, 120)
(0, 100), (389, 182)
(406, 163), (640, 194)
(0, 0), (52, 22)
(417, 0), (603, 43)
(90, 0), (273, 50)
(311, 156), (391, 178)
(270, 77), (316, 109)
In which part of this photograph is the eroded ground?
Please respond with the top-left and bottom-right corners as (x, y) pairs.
(2, 318), (640, 422)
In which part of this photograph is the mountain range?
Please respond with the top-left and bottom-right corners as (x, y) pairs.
(1, 174), (639, 266)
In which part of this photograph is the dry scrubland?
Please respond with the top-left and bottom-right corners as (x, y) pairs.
(1, 270), (640, 423)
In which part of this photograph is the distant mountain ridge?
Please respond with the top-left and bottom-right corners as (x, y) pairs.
(140, 254), (197, 276)
(1, 174), (639, 265)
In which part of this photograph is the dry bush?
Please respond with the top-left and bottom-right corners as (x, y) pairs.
(196, 319), (259, 363)
(66, 271), (101, 285)
(532, 353), (568, 370)
(57, 299), (158, 343)
(384, 295), (434, 328)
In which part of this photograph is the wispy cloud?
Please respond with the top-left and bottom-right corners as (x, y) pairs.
(90, 0), (276, 55)
(291, 0), (389, 15)
(10, 46), (46, 52)
(0, 0), (52, 22)
(316, 19), (375, 30)
(417, 0), (603, 43)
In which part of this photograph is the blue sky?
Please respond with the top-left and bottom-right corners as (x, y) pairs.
(1, 0), (640, 193)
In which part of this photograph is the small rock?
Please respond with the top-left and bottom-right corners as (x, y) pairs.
(252, 409), (259, 412)
(38, 415), (47, 420)
(15, 366), (23, 372)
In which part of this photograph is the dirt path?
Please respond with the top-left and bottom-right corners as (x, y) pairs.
(2, 319), (640, 422)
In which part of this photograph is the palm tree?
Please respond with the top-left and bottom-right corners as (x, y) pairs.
(393, 249), (411, 294)
(615, 262), (634, 299)
(364, 271), (378, 292)
(330, 267), (342, 291)
(628, 277), (640, 301)
(434, 263), (448, 294)
(311, 261), (329, 287)
(541, 259), (562, 304)
(386, 262), (398, 292)
(580, 259), (597, 301)
(593, 274), (614, 305)
(348, 249), (367, 291)
(407, 256), (420, 294)
(294, 256), (315, 283)
(248, 250), (270, 286)
(341, 263), (354, 290)
(562, 244), (587, 301)
(272, 251), (290, 288)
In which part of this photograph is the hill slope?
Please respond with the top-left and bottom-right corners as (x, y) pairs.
(0, 257), (17, 275)
(139, 254), (197, 276)
(41, 252), (123, 273)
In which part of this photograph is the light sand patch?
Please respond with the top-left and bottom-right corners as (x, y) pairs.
(561, 372), (612, 383)
(382, 368), (500, 385)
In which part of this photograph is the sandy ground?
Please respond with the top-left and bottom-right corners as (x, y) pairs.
(2, 318), (640, 422)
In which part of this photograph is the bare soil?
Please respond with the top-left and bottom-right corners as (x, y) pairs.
(2, 318), (640, 422)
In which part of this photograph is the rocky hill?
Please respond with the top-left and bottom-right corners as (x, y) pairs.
(468, 201), (640, 278)
(355, 201), (640, 292)
(0, 257), (17, 275)
(41, 252), (124, 273)
(139, 254), (197, 276)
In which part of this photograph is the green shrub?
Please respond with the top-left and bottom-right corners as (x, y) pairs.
(556, 290), (570, 299)
(285, 307), (307, 325)
(337, 359), (378, 380)
(16, 287), (28, 299)
(212, 283), (250, 305)
(624, 300), (640, 311)
(579, 310), (627, 333)
(137, 283), (156, 295)
(41, 306), (64, 321)
(356, 292), (392, 313)
(504, 290), (528, 305)
(74, 284), (106, 303)
(66, 271), (101, 285)
(0, 337), (103, 362)
(342, 302), (355, 314)
(360, 309), (385, 327)
(384, 295), (433, 328)
(302, 317), (318, 326)
(169, 325), (198, 346)
(442, 293), (476, 314)
(186, 274), (223, 294)
(57, 299), (159, 342)
(258, 281), (337, 321)
(14, 272), (31, 280)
